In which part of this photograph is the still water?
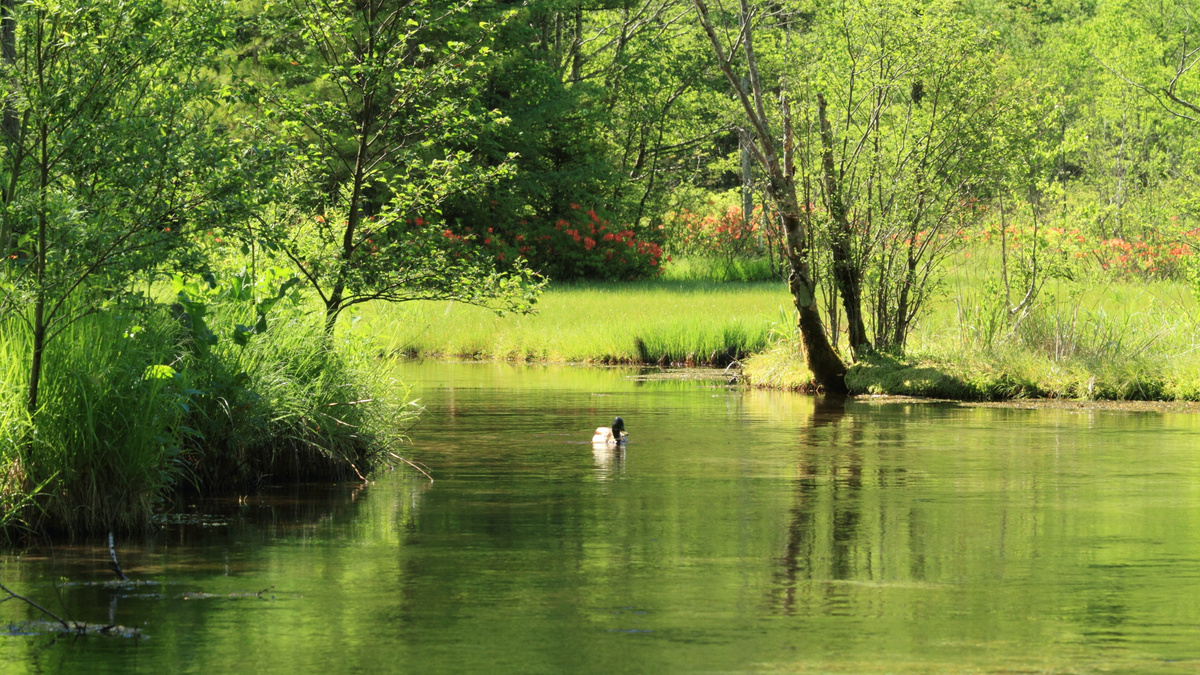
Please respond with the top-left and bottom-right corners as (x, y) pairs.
(5, 361), (1200, 673)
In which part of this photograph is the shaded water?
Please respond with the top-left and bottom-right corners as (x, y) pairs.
(5, 362), (1200, 673)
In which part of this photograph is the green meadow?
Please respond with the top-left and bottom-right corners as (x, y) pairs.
(359, 251), (1200, 402)
(356, 280), (794, 366)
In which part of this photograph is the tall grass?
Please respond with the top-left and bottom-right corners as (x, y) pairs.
(0, 310), (188, 534)
(744, 245), (1200, 400)
(357, 279), (794, 366)
(658, 256), (780, 283)
(178, 303), (412, 490)
(0, 301), (412, 538)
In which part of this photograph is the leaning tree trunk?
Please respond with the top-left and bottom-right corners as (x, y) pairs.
(782, 213), (848, 391)
(692, 0), (848, 394)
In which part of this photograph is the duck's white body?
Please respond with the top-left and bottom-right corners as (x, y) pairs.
(591, 427), (628, 445)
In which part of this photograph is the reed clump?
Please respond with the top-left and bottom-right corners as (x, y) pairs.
(0, 302), (411, 539)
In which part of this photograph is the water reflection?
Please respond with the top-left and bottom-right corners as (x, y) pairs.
(591, 442), (625, 478)
(7, 364), (1200, 673)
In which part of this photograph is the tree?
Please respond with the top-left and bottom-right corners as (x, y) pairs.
(242, 0), (542, 334)
(0, 0), (236, 413)
(691, 0), (848, 392)
(439, 0), (726, 281)
(792, 0), (1024, 352)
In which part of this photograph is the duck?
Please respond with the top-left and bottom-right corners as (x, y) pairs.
(592, 416), (628, 445)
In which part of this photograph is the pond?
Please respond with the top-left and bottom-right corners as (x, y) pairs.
(4, 361), (1200, 673)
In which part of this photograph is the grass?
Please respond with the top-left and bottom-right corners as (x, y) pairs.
(744, 247), (1200, 400)
(356, 279), (795, 366)
(353, 248), (1200, 402)
(0, 300), (412, 539)
(657, 256), (781, 282)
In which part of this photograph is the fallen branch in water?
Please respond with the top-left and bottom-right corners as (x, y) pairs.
(0, 580), (71, 631)
(388, 451), (433, 483)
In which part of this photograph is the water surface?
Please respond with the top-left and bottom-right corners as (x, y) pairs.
(4, 362), (1200, 673)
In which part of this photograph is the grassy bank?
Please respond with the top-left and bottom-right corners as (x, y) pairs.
(359, 253), (1200, 402)
(358, 280), (794, 366)
(745, 257), (1200, 400)
(0, 302), (411, 538)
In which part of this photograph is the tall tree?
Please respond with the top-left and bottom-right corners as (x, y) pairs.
(691, 0), (848, 392)
(0, 0), (236, 413)
(243, 0), (542, 334)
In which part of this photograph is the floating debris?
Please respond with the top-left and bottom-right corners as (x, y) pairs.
(181, 586), (274, 601)
(151, 513), (230, 526)
(2, 620), (145, 639)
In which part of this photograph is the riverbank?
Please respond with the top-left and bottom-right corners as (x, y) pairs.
(366, 276), (1200, 402)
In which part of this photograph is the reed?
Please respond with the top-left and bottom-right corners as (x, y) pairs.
(0, 301), (411, 538)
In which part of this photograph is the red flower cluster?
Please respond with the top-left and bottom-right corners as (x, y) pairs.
(453, 206), (663, 280)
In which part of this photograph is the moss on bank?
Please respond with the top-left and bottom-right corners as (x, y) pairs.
(742, 347), (1192, 401)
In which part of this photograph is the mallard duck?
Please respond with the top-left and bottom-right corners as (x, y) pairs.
(592, 416), (628, 445)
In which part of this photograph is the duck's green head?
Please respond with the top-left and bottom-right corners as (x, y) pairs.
(611, 417), (625, 436)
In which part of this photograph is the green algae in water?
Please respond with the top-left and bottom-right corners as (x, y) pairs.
(4, 362), (1200, 673)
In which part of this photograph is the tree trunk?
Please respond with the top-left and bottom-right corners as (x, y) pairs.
(27, 292), (44, 413)
(740, 126), (754, 229)
(28, 128), (48, 414)
(816, 93), (870, 358)
(323, 289), (342, 338)
(1, 0), (14, 143)
(787, 256), (847, 393)
(691, 0), (848, 393)
(1, 0), (18, 255)
(892, 255), (916, 351)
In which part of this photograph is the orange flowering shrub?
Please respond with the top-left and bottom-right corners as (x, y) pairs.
(663, 204), (768, 260)
(971, 222), (1196, 279)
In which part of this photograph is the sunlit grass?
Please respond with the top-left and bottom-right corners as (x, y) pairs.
(746, 245), (1200, 400)
(657, 256), (780, 282)
(355, 279), (795, 365)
